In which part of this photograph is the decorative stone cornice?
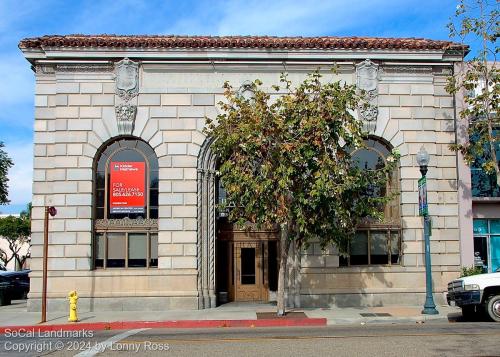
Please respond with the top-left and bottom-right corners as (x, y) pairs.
(35, 65), (55, 74)
(94, 218), (158, 230)
(381, 66), (433, 75)
(55, 64), (113, 73)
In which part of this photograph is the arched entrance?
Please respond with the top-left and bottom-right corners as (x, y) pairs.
(197, 137), (278, 308)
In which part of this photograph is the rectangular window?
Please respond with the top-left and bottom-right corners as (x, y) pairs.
(107, 233), (126, 268)
(94, 232), (158, 269)
(350, 231), (368, 265)
(340, 230), (401, 266)
(95, 233), (105, 268)
(128, 233), (147, 268)
(390, 231), (400, 264)
(371, 231), (389, 264)
(473, 219), (500, 273)
(240, 248), (256, 285)
(470, 129), (500, 198)
(150, 234), (158, 267)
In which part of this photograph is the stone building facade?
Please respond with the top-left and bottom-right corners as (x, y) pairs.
(19, 35), (467, 311)
(456, 62), (500, 274)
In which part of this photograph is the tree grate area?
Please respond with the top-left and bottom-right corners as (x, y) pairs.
(359, 313), (392, 317)
(256, 312), (307, 319)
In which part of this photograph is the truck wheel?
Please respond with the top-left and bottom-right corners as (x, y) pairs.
(0, 293), (11, 306)
(486, 295), (500, 322)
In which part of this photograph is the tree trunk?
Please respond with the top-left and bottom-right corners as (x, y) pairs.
(277, 222), (291, 316)
(293, 239), (302, 308)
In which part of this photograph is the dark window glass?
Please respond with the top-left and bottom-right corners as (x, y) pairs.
(128, 233), (147, 268)
(390, 231), (400, 264)
(107, 233), (126, 268)
(95, 233), (105, 268)
(96, 208), (104, 219)
(150, 190), (159, 209)
(241, 248), (256, 284)
(371, 231), (389, 264)
(149, 207), (158, 219)
(96, 189), (105, 208)
(471, 129), (500, 197)
(268, 241), (278, 291)
(150, 234), (158, 267)
(96, 172), (105, 187)
(339, 255), (349, 267)
(94, 139), (158, 219)
(93, 139), (159, 269)
(350, 231), (369, 265)
(351, 148), (386, 198)
(352, 149), (385, 170)
(97, 155), (108, 172)
(150, 173), (159, 189)
(343, 137), (401, 266)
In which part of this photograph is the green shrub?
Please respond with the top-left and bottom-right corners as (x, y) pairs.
(460, 266), (484, 277)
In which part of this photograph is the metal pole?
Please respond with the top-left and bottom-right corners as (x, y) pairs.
(41, 206), (49, 323)
(422, 184), (438, 315)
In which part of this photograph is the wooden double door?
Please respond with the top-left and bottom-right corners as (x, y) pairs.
(217, 230), (278, 303)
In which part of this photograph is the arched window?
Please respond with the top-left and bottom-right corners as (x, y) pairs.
(341, 137), (401, 266)
(93, 138), (158, 269)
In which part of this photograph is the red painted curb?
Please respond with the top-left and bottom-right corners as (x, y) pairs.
(0, 318), (326, 333)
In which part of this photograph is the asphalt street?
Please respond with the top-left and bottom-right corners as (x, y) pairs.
(0, 320), (499, 357)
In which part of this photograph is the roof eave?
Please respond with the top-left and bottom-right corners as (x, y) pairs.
(20, 46), (462, 63)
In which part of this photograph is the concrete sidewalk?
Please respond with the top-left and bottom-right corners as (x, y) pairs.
(0, 300), (461, 330)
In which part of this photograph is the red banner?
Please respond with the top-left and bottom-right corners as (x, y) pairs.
(110, 162), (146, 214)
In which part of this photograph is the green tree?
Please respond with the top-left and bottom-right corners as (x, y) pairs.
(206, 71), (399, 315)
(0, 204), (31, 270)
(0, 142), (13, 205)
(447, 0), (499, 187)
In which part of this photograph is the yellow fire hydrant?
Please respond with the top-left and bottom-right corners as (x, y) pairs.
(68, 291), (78, 322)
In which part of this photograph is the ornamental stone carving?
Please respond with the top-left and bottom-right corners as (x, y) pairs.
(115, 103), (137, 135)
(238, 80), (255, 101)
(356, 59), (379, 133)
(114, 58), (139, 135)
(94, 218), (158, 230)
(56, 64), (113, 73)
(115, 58), (139, 101)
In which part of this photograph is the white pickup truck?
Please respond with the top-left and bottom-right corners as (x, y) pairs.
(447, 272), (500, 321)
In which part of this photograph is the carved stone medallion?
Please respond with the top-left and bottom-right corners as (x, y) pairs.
(356, 59), (379, 132)
(114, 58), (139, 135)
(115, 58), (139, 101)
(238, 80), (255, 101)
(357, 59), (379, 92)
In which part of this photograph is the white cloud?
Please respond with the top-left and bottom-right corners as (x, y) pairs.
(162, 0), (453, 38)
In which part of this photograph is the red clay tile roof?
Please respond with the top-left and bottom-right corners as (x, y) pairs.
(19, 35), (468, 52)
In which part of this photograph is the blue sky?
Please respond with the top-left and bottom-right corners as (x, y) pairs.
(0, 0), (486, 214)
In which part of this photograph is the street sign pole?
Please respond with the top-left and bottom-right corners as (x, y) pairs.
(41, 206), (57, 324)
(419, 176), (438, 315)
